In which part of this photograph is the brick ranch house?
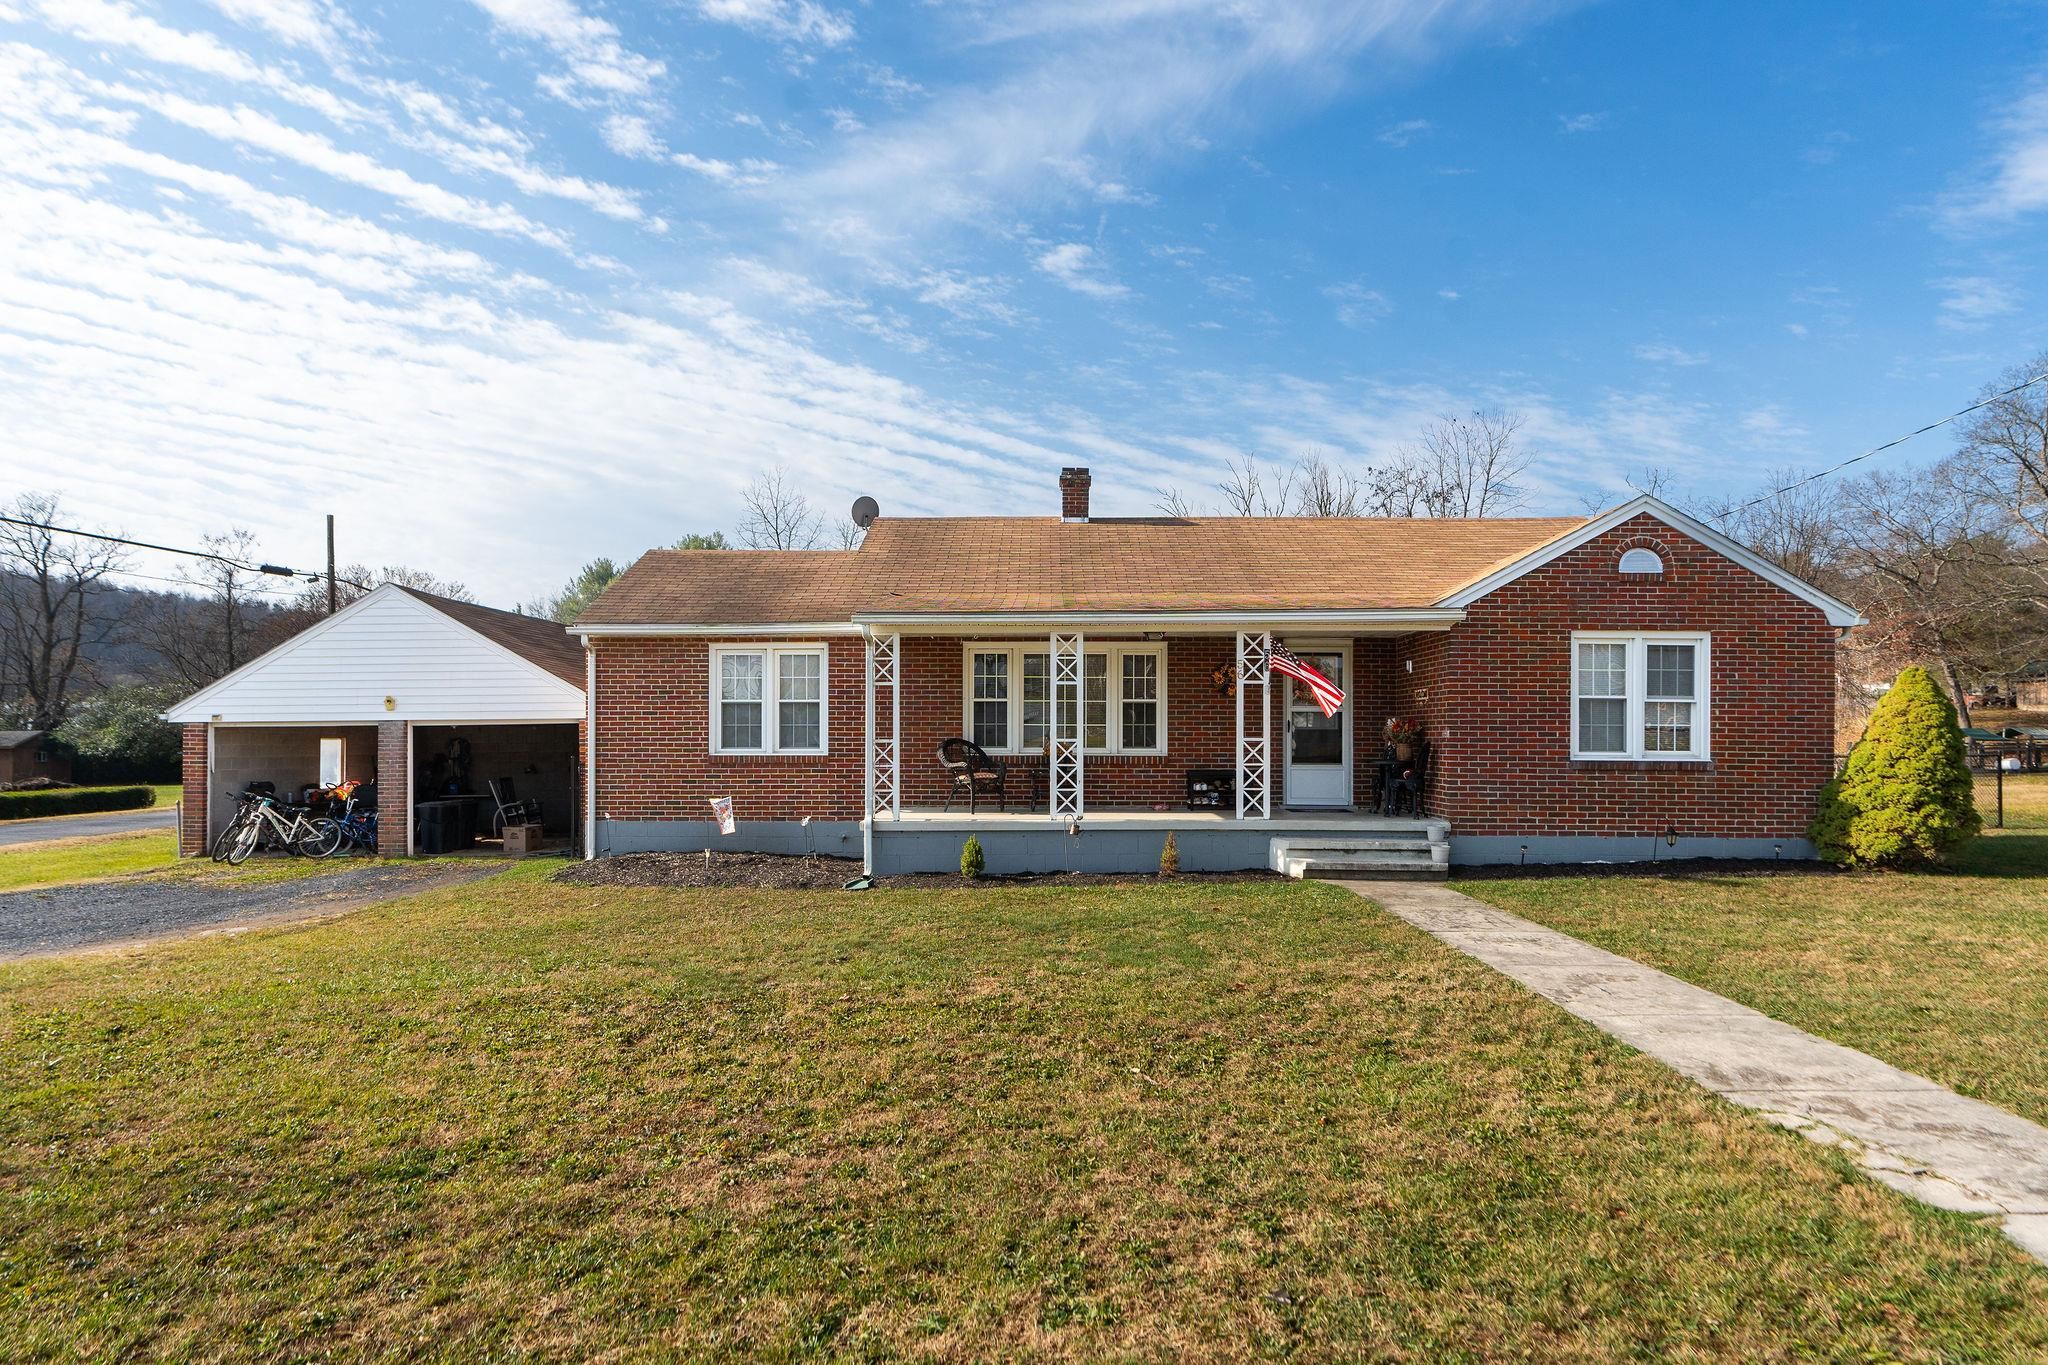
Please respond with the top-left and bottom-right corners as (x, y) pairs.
(573, 469), (1862, 876)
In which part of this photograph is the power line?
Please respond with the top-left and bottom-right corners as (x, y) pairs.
(1712, 368), (2048, 521)
(0, 513), (370, 591)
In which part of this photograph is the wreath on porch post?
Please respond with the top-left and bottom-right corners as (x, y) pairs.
(1211, 663), (1239, 699)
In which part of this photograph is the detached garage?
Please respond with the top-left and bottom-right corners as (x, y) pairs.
(167, 585), (586, 857)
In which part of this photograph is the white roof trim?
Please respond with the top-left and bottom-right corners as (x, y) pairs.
(1435, 495), (1865, 628)
(574, 622), (867, 638)
(853, 608), (1467, 635)
(164, 584), (584, 722)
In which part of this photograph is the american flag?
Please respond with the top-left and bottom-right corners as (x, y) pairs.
(1267, 644), (1346, 718)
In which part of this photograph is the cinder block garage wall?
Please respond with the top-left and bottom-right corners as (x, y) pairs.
(412, 724), (578, 834)
(206, 726), (378, 841)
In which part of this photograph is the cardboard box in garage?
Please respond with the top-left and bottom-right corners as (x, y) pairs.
(503, 823), (543, 855)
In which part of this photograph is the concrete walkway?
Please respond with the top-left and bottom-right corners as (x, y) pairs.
(1355, 881), (2048, 1263)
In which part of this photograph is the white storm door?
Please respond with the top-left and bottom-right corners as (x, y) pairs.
(1281, 644), (1351, 808)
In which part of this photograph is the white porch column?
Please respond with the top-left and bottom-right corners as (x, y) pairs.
(1050, 631), (1084, 820)
(863, 631), (901, 873)
(1236, 630), (1271, 820)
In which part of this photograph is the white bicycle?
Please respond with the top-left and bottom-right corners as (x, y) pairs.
(223, 794), (333, 865)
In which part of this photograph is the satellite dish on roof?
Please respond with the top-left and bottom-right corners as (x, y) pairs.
(851, 495), (880, 529)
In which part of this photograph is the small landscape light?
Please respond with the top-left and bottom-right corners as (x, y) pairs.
(1519, 843), (1529, 866)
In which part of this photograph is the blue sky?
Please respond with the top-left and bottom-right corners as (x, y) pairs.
(3, 0), (2046, 605)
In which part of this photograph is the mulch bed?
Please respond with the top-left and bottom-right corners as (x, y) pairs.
(553, 851), (1281, 891)
(1455, 855), (1847, 881)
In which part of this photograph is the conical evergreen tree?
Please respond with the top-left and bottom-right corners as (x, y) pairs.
(1812, 666), (1980, 867)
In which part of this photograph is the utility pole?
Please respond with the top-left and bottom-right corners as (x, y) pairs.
(326, 514), (337, 615)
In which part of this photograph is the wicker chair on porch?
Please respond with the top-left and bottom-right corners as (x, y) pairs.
(938, 737), (1008, 813)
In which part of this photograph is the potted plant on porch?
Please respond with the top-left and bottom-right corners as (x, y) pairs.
(1385, 717), (1423, 762)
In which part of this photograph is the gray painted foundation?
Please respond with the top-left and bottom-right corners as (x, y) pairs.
(597, 819), (863, 859)
(595, 818), (1818, 874)
(1451, 834), (1818, 867)
(871, 826), (1274, 876)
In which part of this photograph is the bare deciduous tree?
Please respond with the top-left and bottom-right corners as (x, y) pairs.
(1952, 352), (2048, 606)
(1709, 469), (1849, 593)
(739, 469), (824, 550)
(0, 493), (127, 729)
(1291, 451), (1363, 516)
(1833, 460), (2019, 726)
(1215, 453), (1296, 517)
(1401, 408), (1529, 517)
(135, 529), (274, 690)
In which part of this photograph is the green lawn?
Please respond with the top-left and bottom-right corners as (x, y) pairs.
(0, 830), (179, 892)
(1462, 825), (2048, 1134)
(0, 829), (381, 895)
(3, 868), (2045, 1358)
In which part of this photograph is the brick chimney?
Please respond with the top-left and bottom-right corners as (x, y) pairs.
(1059, 466), (1092, 521)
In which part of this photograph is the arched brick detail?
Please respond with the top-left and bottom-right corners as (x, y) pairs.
(1615, 533), (1675, 577)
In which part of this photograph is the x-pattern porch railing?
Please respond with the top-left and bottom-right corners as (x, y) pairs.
(862, 626), (1281, 870)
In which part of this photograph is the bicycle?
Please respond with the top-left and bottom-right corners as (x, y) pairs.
(210, 789), (266, 862)
(223, 794), (331, 865)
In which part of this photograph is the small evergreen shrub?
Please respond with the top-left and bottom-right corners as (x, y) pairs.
(1159, 831), (1180, 875)
(960, 834), (986, 879)
(1811, 666), (1979, 868)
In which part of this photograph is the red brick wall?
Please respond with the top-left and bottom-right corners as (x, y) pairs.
(593, 636), (869, 821)
(591, 634), (1397, 818)
(1395, 514), (1837, 839)
(376, 721), (409, 854)
(179, 723), (208, 856)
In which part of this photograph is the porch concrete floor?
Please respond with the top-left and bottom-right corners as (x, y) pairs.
(1356, 880), (2048, 1265)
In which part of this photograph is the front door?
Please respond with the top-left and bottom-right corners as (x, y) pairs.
(1282, 643), (1351, 808)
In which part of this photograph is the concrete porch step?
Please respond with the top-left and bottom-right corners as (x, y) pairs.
(1271, 829), (1451, 882)
(1281, 855), (1448, 881)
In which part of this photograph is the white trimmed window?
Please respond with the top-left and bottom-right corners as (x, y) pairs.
(318, 737), (345, 787)
(712, 645), (828, 754)
(962, 643), (1166, 755)
(1571, 633), (1709, 761)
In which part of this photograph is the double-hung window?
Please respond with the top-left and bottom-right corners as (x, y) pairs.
(1571, 633), (1709, 761)
(712, 645), (828, 754)
(962, 643), (1165, 755)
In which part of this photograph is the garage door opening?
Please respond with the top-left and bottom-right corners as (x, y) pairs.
(410, 723), (580, 856)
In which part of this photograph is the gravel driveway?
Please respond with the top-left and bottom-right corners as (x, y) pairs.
(0, 862), (503, 959)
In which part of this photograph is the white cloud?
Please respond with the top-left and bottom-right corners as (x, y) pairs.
(202, 0), (352, 56)
(674, 151), (781, 184)
(1437, 287), (1460, 300)
(1633, 341), (1707, 366)
(1378, 117), (1431, 147)
(1738, 405), (1809, 450)
(1944, 77), (2048, 226)
(603, 112), (665, 158)
(695, 0), (853, 46)
(1035, 242), (1129, 299)
(1933, 274), (2020, 330)
(1324, 280), (1391, 327)
(1558, 111), (1607, 133)
(467, 0), (665, 99)
(790, 0), (1573, 243)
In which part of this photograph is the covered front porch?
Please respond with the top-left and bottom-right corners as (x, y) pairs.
(857, 621), (1451, 876)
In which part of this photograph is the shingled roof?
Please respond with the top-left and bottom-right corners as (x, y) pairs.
(574, 515), (1589, 627)
(394, 586), (586, 685)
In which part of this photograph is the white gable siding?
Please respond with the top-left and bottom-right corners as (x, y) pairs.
(165, 588), (584, 723)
